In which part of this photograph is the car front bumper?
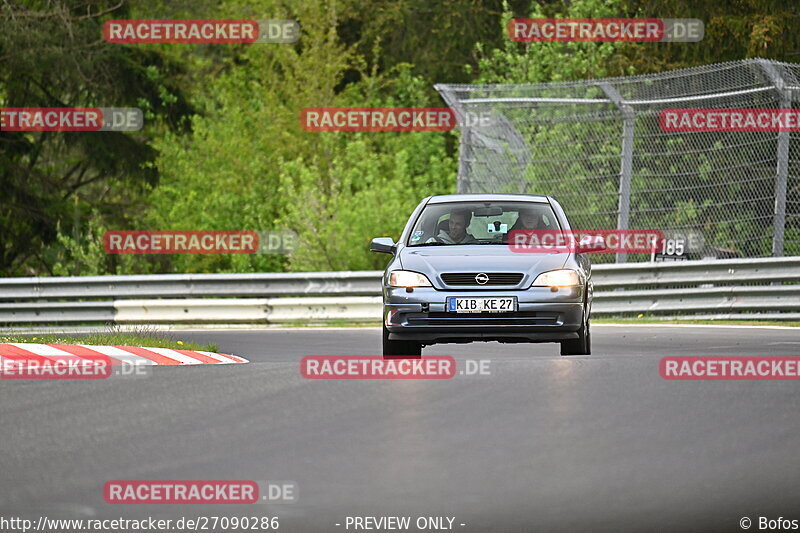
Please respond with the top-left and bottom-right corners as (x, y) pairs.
(383, 286), (587, 345)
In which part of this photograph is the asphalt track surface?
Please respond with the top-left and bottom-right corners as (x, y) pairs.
(3, 325), (800, 532)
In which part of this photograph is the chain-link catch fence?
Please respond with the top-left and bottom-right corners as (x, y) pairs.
(436, 59), (800, 262)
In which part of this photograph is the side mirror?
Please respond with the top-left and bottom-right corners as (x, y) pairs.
(576, 235), (607, 253)
(370, 237), (396, 254)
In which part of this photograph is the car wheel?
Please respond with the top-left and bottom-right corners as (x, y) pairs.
(382, 324), (422, 356)
(560, 302), (591, 356)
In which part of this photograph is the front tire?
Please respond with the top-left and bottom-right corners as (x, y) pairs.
(560, 303), (591, 356)
(382, 324), (422, 356)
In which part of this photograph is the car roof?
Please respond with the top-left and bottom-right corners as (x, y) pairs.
(426, 194), (550, 204)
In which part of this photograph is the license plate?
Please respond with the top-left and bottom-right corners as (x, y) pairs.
(447, 297), (517, 313)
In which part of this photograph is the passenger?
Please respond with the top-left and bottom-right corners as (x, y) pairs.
(510, 207), (542, 231)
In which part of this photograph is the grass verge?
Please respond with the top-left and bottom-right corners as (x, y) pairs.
(0, 326), (218, 352)
(592, 318), (800, 327)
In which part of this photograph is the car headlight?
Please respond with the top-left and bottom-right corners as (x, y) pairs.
(388, 270), (432, 287)
(531, 269), (581, 287)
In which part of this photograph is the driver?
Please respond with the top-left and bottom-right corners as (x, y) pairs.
(429, 209), (477, 244)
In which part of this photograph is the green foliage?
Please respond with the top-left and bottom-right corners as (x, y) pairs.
(47, 211), (158, 276)
(349, 0), (530, 87)
(618, 0), (800, 70)
(0, 0), (194, 275)
(147, 2), (455, 273)
(277, 129), (454, 271)
(472, 0), (639, 84)
(4, 0), (800, 276)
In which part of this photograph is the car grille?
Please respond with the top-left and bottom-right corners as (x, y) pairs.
(407, 312), (560, 326)
(440, 272), (524, 286)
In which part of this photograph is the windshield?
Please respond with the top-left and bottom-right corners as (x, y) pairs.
(407, 201), (561, 246)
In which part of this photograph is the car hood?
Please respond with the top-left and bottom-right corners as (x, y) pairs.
(399, 245), (570, 289)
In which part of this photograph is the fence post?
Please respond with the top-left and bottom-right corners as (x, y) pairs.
(435, 84), (474, 194)
(774, 106), (789, 257)
(758, 60), (791, 257)
(601, 83), (635, 263)
(458, 127), (472, 194)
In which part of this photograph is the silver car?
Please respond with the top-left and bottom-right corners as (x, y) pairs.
(370, 194), (593, 356)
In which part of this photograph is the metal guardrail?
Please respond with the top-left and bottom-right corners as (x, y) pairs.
(592, 256), (800, 288)
(1, 257), (799, 324)
(0, 271), (381, 299)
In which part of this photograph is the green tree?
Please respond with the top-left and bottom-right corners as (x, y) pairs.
(146, 1), (455, 273)
(0, 0), (194, 275)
